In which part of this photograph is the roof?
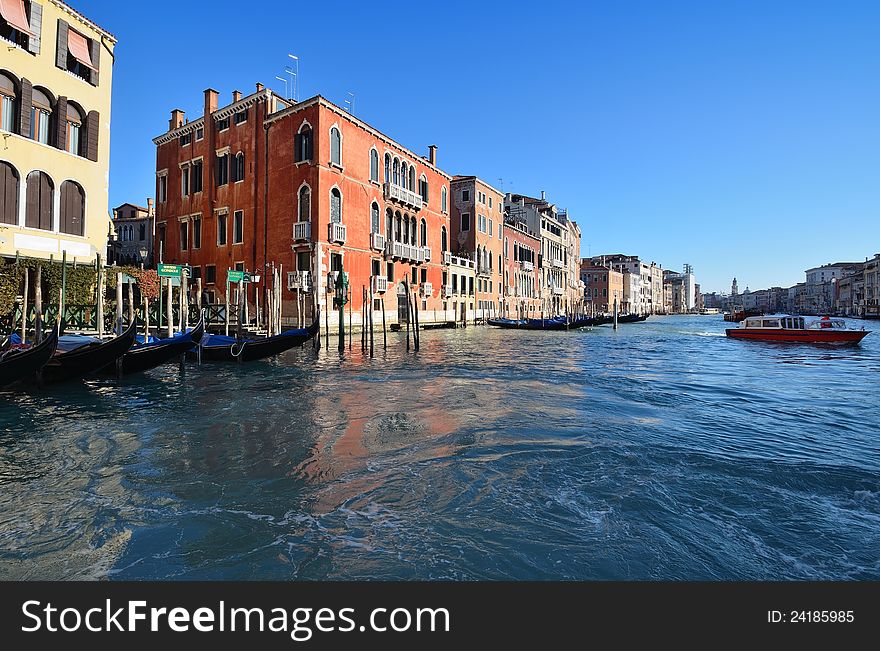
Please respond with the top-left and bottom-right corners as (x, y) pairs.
(54, 0), (117, 42)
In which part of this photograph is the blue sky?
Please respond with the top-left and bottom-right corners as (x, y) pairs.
(81, 0), (880, 293)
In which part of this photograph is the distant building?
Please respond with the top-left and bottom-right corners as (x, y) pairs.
(731, 278), (739, 296)
(580, 261), (623, 313)
(803, 262), (862, 314)
(109, 200), (154, 266)
(502, 218), (541, 317)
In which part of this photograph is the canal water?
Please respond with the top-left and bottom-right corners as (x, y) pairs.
(1, 315), (878, 580)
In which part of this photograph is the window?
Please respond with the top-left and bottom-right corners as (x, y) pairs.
(489, 197), (493, 209)
(139, 223), (146, 241)
(489, 219), (493, 237)
(30, 88), (51, 145)
(206, 265), (217, 284)
(384, 154), (391, 183)
(217, 212), (227, 245)
(370, 148), (379, 182)
(298, 185), (311, 221)
(216, 153), (229, 186)
(421, 268), (427, 284)
(330, 188), (342, 223)
(0, 1), (32, 49)
(401, 162), (408, 188)
(180, 132), (191, 146)
(157, 174), (167, 204)
(330, 126), (341, 165)
(234, 109), (247, 124)
(441, 226), (447, 252)
(191, 160), (203, 193)
(195, 126), (204, 141)
(66, 104), (84, 156)
(191, 266), (201, 280)
(393, 158), (400, 186)
(461, 213), (470, 232)
(331, 253), (342, 273)
(157, 223), (166, 254)
(0, 161), (19, 225)
(25, 171), (53, 230)
(409, 167), (415, 192)
(0, 73), (16, 133)
(371, 202), (380, 233)
(192, 215), (202, 249)
(181, 164), (190, 196)
(179, 220), (188, 250)
(462, 189), (469, 202)
(387, 261), (394, 282)
(411, 267), (417, 284)
(233, 210), (244, 243)
(233, 153), (245, 182)
(64, 28), (98, 81)
(295, 126), (313, 162)
(419, 174), (428, 202)
(420, 218), (427, 247)
(59, 181), (84, 236)
(217, 116), (229, 131)
(441, 186), (447, 213)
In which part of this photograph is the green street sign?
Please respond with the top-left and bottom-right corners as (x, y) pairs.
(227, 270), (244, 283)
(158, 263), (184, 278)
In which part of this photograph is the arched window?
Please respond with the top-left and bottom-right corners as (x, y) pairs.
(400, 161), (407, 188)
(504, 237), (509, 258)
(61, 182), (85, 235)
(419, 174), (428, 202)
(0, 73), (18, 134)
(408, 167), (415, 191)
(26, 171), (54, 230)
(394, 211), (402, 242)
(441, 226), (447, 253)
(386, 208), (393, 239)
(295, 123), (313, 162)
(30, 88), (52, 145)
(369, 148), (379, 182)
(66, 104), (84, 156)
(233, 152), (245, 182)
(384, 153), (391, 183)
(420, 218), (427, 247)
(402, 214), (410, 244)
(330, 126), (341, 165)
(1, 161), (19, 225)
(393, 158), (400, 186)
(371, 202), (380, 234)
(330, 187), (342, 223)
(441, 186), (447, 213)
(298, 185), (311, 221)
(410, 216), (416, 245)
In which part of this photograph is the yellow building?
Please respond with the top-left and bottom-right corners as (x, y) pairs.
(0, 0), (115, 263)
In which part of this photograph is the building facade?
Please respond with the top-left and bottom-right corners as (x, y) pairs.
(502, 218), (540, 318)
(108, 200), (153, 266)
(0, 0), (115, 263)
(580, 261), (623, 313)
(450, 176), (504, 317)
(153, 89), (453, 326)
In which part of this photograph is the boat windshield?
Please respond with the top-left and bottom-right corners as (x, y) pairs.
(808, 318), (846, 330)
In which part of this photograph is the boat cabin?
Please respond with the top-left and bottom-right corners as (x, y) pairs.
(741, 316), (846, 330)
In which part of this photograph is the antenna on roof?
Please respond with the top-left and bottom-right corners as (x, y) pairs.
(344, 92), (355, 114)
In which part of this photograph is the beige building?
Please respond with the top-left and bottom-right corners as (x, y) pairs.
(109, 200), (154, 266)
(0, 0), (115, 263)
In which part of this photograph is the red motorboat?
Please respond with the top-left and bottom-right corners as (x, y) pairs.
(726, 315), (870, 344)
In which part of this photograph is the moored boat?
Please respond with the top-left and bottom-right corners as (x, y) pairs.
(120, 317), (205, 375)
(41, 321), (137, 383)
(726, 315), (870, 344)
(193, 317), (320, 362)
(0, 327), (59, 388)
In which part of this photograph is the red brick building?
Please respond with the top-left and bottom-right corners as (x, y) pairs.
(153, 87), (453, 327)
(450, 176), (504, 317)
(502, 218), (541, 318)
(580, 261), (623, 313)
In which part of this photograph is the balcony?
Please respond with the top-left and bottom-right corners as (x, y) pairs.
(384, 182), (423, 210)
(420, 282), (433, 297)
(552, 258), (565, 269)
(441, 285), (453, 299)
(522, 260), (534, 272)
(414, 247), (425, 264)
(372, 275), (389, 294)
(293, 221), (311, 241)
(422, 247), (432, 262)
(385, 240), (419, 261)
(287, 270), (312, 292)
(370, 232), (386, 252)
(328, 222), (347, 244)
(552, 285), (564, 295)
(450, 255), (475, 269)
(442, 251), (452, 265)
(476, 263), (491, 277)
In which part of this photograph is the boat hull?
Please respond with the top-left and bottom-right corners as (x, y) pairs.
(41, 322), (137, 382)
(0, 328), (59, 387)
(192, 319), (320, 362)
(725, 328), (870, 344)
(121, 319), (205, 375)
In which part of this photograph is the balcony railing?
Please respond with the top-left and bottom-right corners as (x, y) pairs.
(420, 282), (433, 297)
(293, 221), (311, 241)
(522, 260), (534, 272)
(552, 285), (564, 295)
(450, 255), (475, 269)
(422, 247), (432, 262)
(442, 251), (452, 265)
(372, 275), (389, 294)
(441, 284), (453, 299)
(476, 263), (491, 277)
(287, 270), (312, 292)
(370, 232), (386, 252)
(328, 222), (347, 244)
(552, 258), (565, 269)
(384, 182), (423, 210)
(385, 240), (421, 261)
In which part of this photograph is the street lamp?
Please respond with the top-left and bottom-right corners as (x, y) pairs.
(288, 54), (299, 101)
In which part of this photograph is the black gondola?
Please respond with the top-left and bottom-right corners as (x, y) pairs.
(617, 313), (648, 323)
(120, 317), (205, 375)
(41, 321), (137, 383)
(0, 328), (59, 388)
(192, 317), (320, 362)
(487, 317), (587, 331)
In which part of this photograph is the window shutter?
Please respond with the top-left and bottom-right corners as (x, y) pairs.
(56, 19), (69, 69)
(89, 37), (100, 86)
(27, 2), (42, 54)
(85, 110), (99, 161)
(54, 96), (67, 151)
(305, 131), (313, 160)
(294, 133), (302, 161)
(18, 78), (32, 137)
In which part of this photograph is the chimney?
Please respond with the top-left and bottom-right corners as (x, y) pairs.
(232, 90), (242, 103)
(147, 198), (153, 216)
(204, 88), (219, 115)
(169, 109), (185, 129)
(428, 145), (437, 166)
(540, 190), (546, 201)
(256, 82), (264, 92)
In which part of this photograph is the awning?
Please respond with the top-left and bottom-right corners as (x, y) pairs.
(67, 28), (97, 71)
(0, 0), (35, 37)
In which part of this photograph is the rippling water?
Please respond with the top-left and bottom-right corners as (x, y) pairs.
(1, 315), (878, 580)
